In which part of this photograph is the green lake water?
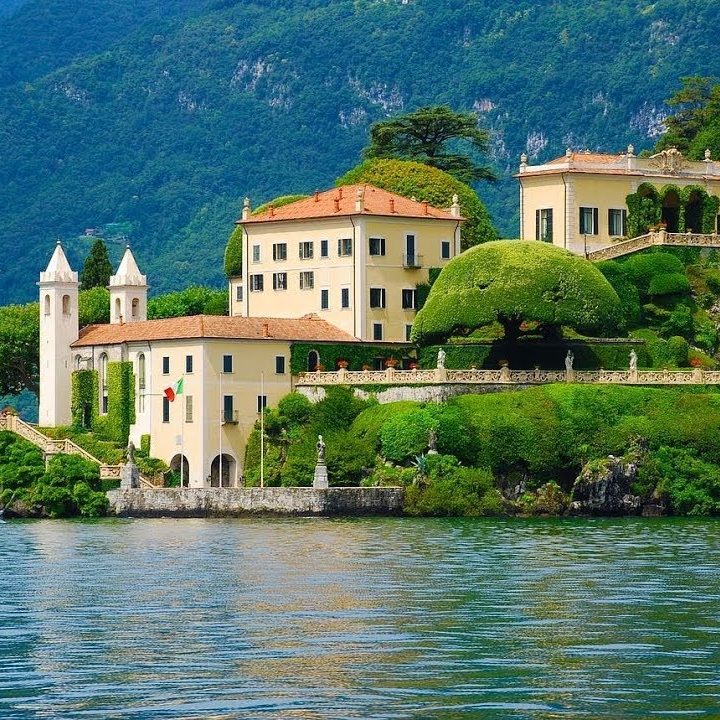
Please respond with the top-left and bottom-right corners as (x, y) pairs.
(1, 517), (719, 718)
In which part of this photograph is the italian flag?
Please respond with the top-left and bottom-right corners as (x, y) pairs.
(164, 377), (184, 402)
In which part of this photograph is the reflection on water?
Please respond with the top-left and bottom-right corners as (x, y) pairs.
(1, 517), (719, 718)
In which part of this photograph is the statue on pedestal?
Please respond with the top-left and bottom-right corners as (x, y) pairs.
(565, 350), (574, 372)
(313, 434), (328, 489)
(437, 349), (446, 370)
(629, 350), (638, 372)
(316, 434), (326, 463)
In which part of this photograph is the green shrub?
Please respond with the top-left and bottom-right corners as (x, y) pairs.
(380, 408), (434, 462)
(350, 401), (418, 451)
(648, 272), (691, 298)
(661, 306), (694, 339)
(278, 393), (313, 425)
(412, 240), (622, 343)
(597, 260), (642, 328)
(223, 224), (243, 278)
(621, 252), (686, 296)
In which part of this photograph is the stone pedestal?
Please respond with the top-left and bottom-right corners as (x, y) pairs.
(120, 462), (140, 490)
(313, 462), (328, 489)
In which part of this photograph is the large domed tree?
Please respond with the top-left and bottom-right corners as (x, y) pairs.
(337, 158), (497, 249)
(412, 241), (623, 344)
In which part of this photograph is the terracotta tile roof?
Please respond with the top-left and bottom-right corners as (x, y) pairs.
(242, 184), (463, 223)
(71, 314), (358, 347)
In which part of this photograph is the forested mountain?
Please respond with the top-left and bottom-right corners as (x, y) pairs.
(1, 0), (719, 302)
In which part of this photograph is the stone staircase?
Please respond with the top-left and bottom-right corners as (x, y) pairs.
(0, 413), (155, 488)
(587, 230), (720, 261)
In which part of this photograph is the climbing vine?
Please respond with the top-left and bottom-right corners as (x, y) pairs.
(626, 183), (661, 237)
(106, 361), (135, 444)
(71, 370), (98, 430)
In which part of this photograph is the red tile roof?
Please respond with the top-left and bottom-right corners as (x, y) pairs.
(71, 314), (357, 347)
(242, 184), (462, 223)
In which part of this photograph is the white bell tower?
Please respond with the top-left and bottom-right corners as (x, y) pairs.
(38, 241), (79, 427)
(109, 246), (148, 324)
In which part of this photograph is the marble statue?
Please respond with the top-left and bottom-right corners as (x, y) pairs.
(565, 350), (574, 372)
(316, 434), (326, 463)
(437, 349), (446, 369)
(629, 350), (638, 372)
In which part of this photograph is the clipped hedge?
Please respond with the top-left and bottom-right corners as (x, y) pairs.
(106, 361), (135, 444)
(412, 240), (622, 343)
(289, 342), (414, 373)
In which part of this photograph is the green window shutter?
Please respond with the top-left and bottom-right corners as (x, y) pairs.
(547, 209), (553, 241)
(622, 209), (627, 236)
(536, 209), (540, 240)
(593, 208), (599, 235)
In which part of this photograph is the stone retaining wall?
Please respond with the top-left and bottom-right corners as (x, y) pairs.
(107, 486), (404, 518)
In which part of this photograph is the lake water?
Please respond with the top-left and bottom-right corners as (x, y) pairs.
(1, 517), (719, 719)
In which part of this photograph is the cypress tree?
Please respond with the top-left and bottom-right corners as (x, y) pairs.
(80, 238), (113, 290)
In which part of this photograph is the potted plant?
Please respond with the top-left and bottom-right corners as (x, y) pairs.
(384, 357), (399, 368)
(337, 359), (349, 369)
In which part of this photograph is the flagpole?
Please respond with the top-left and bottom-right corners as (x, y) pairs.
(260, 371), (265, 488)
(219, 360), (223, 488)
(180, 379), (185, 488)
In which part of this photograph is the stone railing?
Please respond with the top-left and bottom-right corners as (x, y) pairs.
(0, 413), (154, 488)
(587, 230), (720, 262)
(296, 366), (714, 387)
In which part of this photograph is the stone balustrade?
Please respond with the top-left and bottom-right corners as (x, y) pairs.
(296, 366), (715, 387)
(587, 230), (720, 261)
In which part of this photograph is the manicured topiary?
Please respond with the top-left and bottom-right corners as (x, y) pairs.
(596, 260), (642, 328)
(621, 252), (686, 296)
(224, 224), (243, 278)
(278, 393), (313, 425)
(337, 158), (497, 249)
(412, 240), (622, 344)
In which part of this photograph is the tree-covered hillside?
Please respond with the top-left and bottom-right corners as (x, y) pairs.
(2, 0), (720, 302)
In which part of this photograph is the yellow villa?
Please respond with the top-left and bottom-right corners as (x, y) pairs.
(229, 184), (463, 343)
(517, 146), (720, 257)
(38, 185), (464, 487)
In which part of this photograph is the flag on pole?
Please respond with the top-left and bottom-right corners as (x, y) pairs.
(163, 377), (184, 402)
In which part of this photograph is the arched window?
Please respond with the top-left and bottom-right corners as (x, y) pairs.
(114, 298), (121, 321)
(62, 294), (70, 315)
(138, 353), (146, 390)
(131, 298), (139, 318)
(99, 353), (109, 414)
(307, 350), (319, 372)
(44, 294), (51, 316)
(74, 354), (82, 370)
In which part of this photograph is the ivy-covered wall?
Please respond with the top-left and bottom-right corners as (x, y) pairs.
(71, 370), (99, 430)
(290, 343), (416, 373)
(106, 361), (135, 444)
(70, 362), (135, 444)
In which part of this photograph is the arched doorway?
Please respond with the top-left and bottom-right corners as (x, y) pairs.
(661, 187), (681, 232)
(684, 188), (704, 233)
(210, 454), (235, 487)
(170, 454), (190, 487)
(307, 350), (319, 372)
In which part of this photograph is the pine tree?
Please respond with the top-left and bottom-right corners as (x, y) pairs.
(80, 238), (113, 290)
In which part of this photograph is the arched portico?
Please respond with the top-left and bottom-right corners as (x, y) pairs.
(210, 453), (236, 487)
(170, 454), (190, 487)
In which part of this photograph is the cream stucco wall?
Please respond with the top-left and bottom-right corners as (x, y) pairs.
(229, 213), (460, 342)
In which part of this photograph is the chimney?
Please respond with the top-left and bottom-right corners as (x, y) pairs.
(262, 322), (269, 338)
(334, 198), (340, 212)
(389, 198), (395, 214)
(314, 190), (320, 202)
(450, 194), (461, 218)
(242, 197), (251, 221)
(355, 187), (364, 212)
(338, 187), (343, 199)
(519, 153), (528, 173)
(422, 200), (429, 216)
(269, 204), (275, 217)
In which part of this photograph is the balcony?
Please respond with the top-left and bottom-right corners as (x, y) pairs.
(222, 410), (239, 425)
(402, 253), (423, 268)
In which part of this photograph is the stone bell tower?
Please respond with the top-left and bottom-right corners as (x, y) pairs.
(38, 242), (79, 427)
(109, 246), (147, 324)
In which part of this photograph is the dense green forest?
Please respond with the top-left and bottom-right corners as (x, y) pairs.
(1, 0), (720, 302)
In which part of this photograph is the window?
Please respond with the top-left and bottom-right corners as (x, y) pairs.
(223, 354), (233, 373)
(341, 287), (350, 309)
(252, 245), (261, 262)
(185, 355), (193, 374)
(223, 395), (234, 423)
(608, 209), (627, 237)
(250, 274), (264, 291)
(114, 298), (121, 321)
(579, 207), (599, 235)
(320, 239), (328, 258)
(185, 395), (193, 423)
(299, 241), (314, 259)
(338, 238), (352, 256)
(402, 289), (417, 310)
(370, 287), (386, 309)
(273, 243), (287, 261)
(257, 395), (268, 413)
(138, 354), (146, 390)
(162, 397), (170, 422)
(99, 353), (109, 415)
(320, 288), (329, 310)
(273, 272), (287, 290)
(373, 323), (383, 340)
(535, 208), (554, 242)
(369, 237), (386, 256)
(441, 241), (451, 259)
(300, 271), (314, 290)
(275, 356), (286, 374)
(62, 294), (70, 315)
(236, 285), (243, 302)
(162, 356), (170, 375)
(405, 324), (413, 341)
(131, 297), (139, 318)
(44, 294), (50, 316)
